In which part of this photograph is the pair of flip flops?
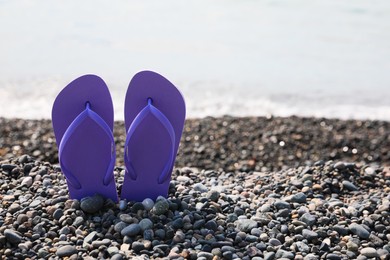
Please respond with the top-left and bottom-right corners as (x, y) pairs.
(52, 71), (186, 202)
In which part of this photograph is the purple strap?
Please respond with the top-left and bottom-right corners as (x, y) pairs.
(125, 98), (176, 184)
(59, 102), (116, 189)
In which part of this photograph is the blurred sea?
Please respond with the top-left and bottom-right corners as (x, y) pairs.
(0, 0), (389, 120)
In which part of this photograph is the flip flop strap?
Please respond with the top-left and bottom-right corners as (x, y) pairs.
(125, 98), (176, 184)
(59, 102), (115, 189)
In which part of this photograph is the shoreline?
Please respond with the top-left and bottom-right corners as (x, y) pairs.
(1, 115), (389, 170)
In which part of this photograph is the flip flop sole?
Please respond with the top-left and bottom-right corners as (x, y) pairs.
(52, 75), (118, 201)
(121, 71), (186, 201)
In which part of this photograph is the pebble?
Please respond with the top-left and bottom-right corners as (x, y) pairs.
(300, 213), (316, 226)
(152, 199), (169, 215)
(236, 219), (258, 232)
(287, 192), (307, 203)
(275, 249), (294, 259)
(142, 198), (154, 211)
(360, 247), (378, 258)
(80, 194), (104, 213)
(193, 183), (208, 193)
(302, 229), (318, 240)
(207, 190), (220, 202)
(349, 223), (370, 239)
(342, 180), (358, 191)
(21, 176), (33, 187)
(56, 245), (77, 257)
(4, 229), (22, 244)
(132, 241), (144, 252)
(121, 223), (141, 236)
(139, 218), (153, 231)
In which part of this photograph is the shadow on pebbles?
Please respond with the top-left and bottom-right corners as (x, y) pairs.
(0, 155), (389, 259)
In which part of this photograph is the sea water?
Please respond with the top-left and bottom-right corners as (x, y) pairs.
(0, 0), (389, 120)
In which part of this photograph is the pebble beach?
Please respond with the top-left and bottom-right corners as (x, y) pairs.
(0, 116), (389, 259)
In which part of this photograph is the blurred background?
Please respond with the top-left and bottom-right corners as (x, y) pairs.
(0, 0), (389, 120)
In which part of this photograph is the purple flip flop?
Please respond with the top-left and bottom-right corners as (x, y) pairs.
(52, 75), (118, 201)
(121, 71), (186, 201)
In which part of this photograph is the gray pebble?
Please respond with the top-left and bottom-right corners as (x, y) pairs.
(287, 192), (307, 203)
(139, 218), (153, 231)
(121, 223), (141, 237)
(302, 229), (318, 240)
(207, 190), (220, 202)
(349, 223), (370, 239)
(342, 180), (358, 191)
(360, 247), (378, 258)
(264, 251), (276, 260)
(275, 249), (294, 259)
(274, 200), (291, 210)
(300, 213), (316, 226)
(142, 198), (155, 211)
(80, 194), (104, 213)
(132, 241), (144, 252)
(236, 219), (258, 232)
(193, 183), (208, 193)
(4, 229), (22, 244)
(152, 199), (169, 215)
(56, 245), (77, 257)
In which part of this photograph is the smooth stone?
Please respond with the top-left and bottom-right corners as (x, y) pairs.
(264, 252), (276, 260)
(177, 176), (190, 182)
(197, 252), (213, 260)
(193, 219), (206, 229)
(56, 245), (77, 257)
(142, 198), (154, 211)
(173, 230), (186, 243)
(29, 200), (41, 208)
(296, 242), (310, 253)
(333, 162), (345, 170)
(269, 238), (282, 246)
(333, 225), (348, 236)
(274, 200), (291, 210)
(300, 213), (316, 226)
(302, 229), (318, 240)
(286, 192), (307, 203)
(83, 231), (97, 246)
(207, 190), (220, 202)
(4, 229), (22, 244)
(236, 219), (258, 232)
(326, 253), (341, 260)
(144, 229), (154, 241)
(132, 241), (144, 252)
(193, 183), (208, 193)
(171, 218), (184, 229)
(349, 223), (370, 239)
(275, 249), (294, 259)
(360, 247), (378, 258)
(152, 199), (169, 215)
(121, 224), (141, 237)
(114, 222), (127, 233)
(139, 218), (153, 231)
(53, 209), (63, 220)
(73, 216), (84, 227)
(205, 220), (218, 231)
(342, 180), (358, 191)
(21, 176), (33, 187)
(107, 246), (119, 256)
(80, 194), (104, 214)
